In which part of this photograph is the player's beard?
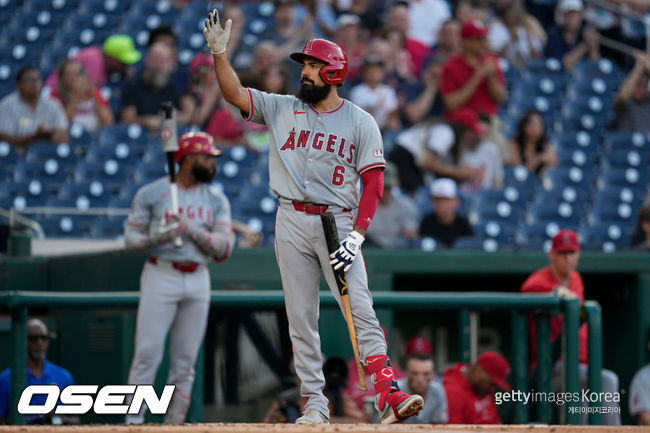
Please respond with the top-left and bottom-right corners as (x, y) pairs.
(192, 164), (216, 183)
(297, 79), (331, 105)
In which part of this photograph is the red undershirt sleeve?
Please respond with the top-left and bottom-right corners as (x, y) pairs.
(355, 167), (384, 232)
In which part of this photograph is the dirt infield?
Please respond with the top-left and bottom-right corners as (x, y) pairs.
(1, 424), (648, 433)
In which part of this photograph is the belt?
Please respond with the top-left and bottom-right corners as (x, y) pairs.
(291, 201), (350, 215)
(148, 257), (199, 273)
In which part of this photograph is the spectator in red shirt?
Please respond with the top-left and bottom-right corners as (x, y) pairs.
(442, 351), (510, 424)
(521, 229), (621, 425)
(441, 20), (508, 161)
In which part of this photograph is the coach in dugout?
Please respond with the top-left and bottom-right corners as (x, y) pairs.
(0, 319), (78, 425)
(521, 229), (620, 425)
(442, 351), (510, 424)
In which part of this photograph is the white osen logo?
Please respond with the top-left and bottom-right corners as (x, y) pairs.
(18, 384), (175, 415)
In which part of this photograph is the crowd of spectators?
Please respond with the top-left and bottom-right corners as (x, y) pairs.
(0, 0), (648, 250)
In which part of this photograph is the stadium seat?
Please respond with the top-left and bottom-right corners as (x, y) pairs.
(97, 124), (147, 146)
(573, 59), (623, 87)
(469, 199), (524, 226)
(74, 160), (130, 193)
(40, 215), (86, 238)
(142, 147), (168, 166)
(590, 202), (638, 226)
(453, 236), (500, 252)
(118, 184), (141, 201)
(14, 159), (70, 189)
(579, 223), (633, 251)
(503, 166), (540, 200)
(86, 142), (139, 167)
(107, 197), (132, 209)
(594, 185), (644, 205)
(556, 148), (598, 173)
(598, 167), (647, 190)
(527, 201), (584, 226)
(604, 131), (649, 153)
(0, 140), (19, 167)
(472, 221), (516, 244)
(25, 141), (79, 169)
(57, 181), (110, 207)
(133, 162), (166, 185)
(90, 217), (126, 238)
(551, 130), (600, 154)
(603, 149), (648, 170)
(543, 167), (594, 192)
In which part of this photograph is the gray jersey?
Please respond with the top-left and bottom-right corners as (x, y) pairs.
(244, 88), (386, 209)
(126, 177), (232, 264)
(396, 377), (448, 424)
(630, 364), (650, 416)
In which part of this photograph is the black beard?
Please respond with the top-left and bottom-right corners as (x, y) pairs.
(192, 164), (216, 183)
(297, 81), (331, 104)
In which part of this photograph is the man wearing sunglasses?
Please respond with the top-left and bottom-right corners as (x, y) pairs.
(0, 319), (78, 425)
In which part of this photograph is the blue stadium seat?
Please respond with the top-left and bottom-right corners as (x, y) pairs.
(25, 141), (78, 166)
(543, 167), (594, 192)
(561, 112), (609, 133)
(57, 181), (110, 207)
(107, 197), (132, 209)
(590, 202), (638, 228)
(551, 130), (600, 154)
(573, 59), (623, 86)
(604, 131), (649, 153)
(14, 159), (70, 188)
(594, 185), (644, 205)
(68, 122), (94, 150)
(90, 217), (126, 238)
(133, 162), (166, 185)
(562, 95), (612, 120)
(453, 237), (500, 252)
(23, 0), (79, 13)
(142, 147), (168, 166)
(579, 223), (633, 251)
(603, 149), (648, 170)
(86, 142), (140, 167)
(470, 199), (524, 226)
(0, 140), (19, 167)
(556, 148), (598, 173)
(118, 184), (141, 201)
(2, 180), (50, 208)
(40, 215), (86, 238)
(598, 167), (647, 190)
(472, 221), (516, 244)
(523, 58), (565, 77)
(503, 166), (540, 200)
(566, 77), (615, 100)
(78, 0), (130, 16)
(533, 186), (583, 207)
(97, 124), (148, 146)
(74, 160), (130, 193)
(527, 201), (584, 226)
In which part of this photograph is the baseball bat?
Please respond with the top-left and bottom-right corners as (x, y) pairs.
(321, 212), (368, 391)
(161, 102), (182, 248)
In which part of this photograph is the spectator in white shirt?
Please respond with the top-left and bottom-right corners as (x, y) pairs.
(349, 55), (399, 132)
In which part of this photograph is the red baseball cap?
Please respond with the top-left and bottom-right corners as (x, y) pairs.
(447, 108), (485, 137)
(551, 229), (580, 253)
(461, 20), (488, 39)
(405, 337), (433, 356)
(174, 132), (222, 163)
(189, 52), (214, 76)
(477, 351), (510, 391)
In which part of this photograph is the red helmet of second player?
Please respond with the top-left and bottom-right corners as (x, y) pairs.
(290, 39), (348, 85)
(175, 132), (222, 163)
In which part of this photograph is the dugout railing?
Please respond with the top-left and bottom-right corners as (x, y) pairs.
(0, 290), (602, 425)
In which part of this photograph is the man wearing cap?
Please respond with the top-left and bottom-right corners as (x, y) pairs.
(120, 42), (194, 130)
(0, 66), (69, 155)
(350, 55), (400, 132)
(440, 20), (506, 118)
(521, 229), (621, 425)
(442, 351), (510, 424)
(124, 132), (234, 424)
(419, 178), (473, 248)
(544, 0), (600, 71)
(365, 163), (418, 249)
(45, 34), (141, 89)
(397, 338), (448, 424)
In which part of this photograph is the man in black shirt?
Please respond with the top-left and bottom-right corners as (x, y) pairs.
(419, 178), (473, 248)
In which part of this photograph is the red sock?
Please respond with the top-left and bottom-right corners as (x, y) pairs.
(364, 354), (398, 411)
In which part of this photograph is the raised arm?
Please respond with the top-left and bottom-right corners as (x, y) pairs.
(204, 9), (249, 114)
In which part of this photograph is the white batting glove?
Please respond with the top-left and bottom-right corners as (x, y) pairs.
(203, 9), (231, 55)
(330, 231), (365, 272)
(151, 221), (184, 246)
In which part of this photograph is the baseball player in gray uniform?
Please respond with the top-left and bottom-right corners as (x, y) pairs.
(204, 10), (423, 424)
(124, 131), (235, 424)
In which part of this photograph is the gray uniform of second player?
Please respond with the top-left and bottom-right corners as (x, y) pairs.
(243, 87), (387, 417)
(124, 177), (234, 423)
(396, 378), (448, 424)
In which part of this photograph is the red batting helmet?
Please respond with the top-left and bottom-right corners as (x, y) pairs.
(174, 132), (222, 163)
(290, 39), (348, 85)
